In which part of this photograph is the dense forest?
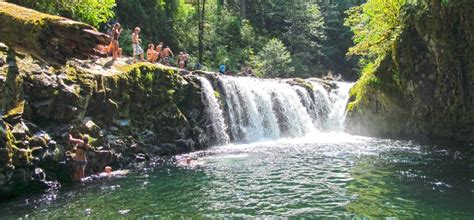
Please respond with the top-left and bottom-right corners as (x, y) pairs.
(7, 0), (364, 79)
(6, 0), (470, 79)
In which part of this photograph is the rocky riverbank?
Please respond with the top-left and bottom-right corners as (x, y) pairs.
(0, 43), (337, 199)
(345, 0), (474, 142)
(0, 43), (214, 199)
(0, 2), (342, 200)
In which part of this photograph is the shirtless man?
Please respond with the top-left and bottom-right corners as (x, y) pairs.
(147, 44), (159, 63)
(68, 134), (91, 181)
(131, 27), (144, 62)
(161, 46), (174, 66)
(156, 42), (163, 63)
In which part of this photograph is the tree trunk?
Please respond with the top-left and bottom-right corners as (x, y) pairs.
(0, 2), (110, 65)
(240, 0), (246, 19)
(198, 0), (206, 63)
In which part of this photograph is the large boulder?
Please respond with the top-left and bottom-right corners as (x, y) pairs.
(0, 2), (110, 64)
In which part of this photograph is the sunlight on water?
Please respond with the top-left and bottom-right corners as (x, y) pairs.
(1, 76), (472, 218)
(2, 133), (472, 219)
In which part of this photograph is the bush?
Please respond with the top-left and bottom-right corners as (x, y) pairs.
(250, 38), (294, 78)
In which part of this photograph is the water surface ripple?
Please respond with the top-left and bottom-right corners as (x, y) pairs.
(1, 133), (473, 218)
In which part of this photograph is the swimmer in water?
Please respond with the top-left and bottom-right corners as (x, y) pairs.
(104, 166), (113, 174)
(177, 155), (204, 167)
(81, 166), (130, 182)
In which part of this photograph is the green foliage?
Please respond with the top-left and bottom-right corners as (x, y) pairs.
(345, 0), (417, 59)
(115, 0), (197, 58)
(250, 38), (294, 78)
(9, 0), (365, 78)
(8, 0), (116, 27)
(118, 29), (133, 55)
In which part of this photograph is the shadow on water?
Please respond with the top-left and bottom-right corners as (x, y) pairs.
(0, 162), (212, 219)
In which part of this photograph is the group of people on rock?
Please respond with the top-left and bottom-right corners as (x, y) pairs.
(95, 23), (190, 69)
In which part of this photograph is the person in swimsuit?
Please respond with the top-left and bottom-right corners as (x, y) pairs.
(156, 42), (163, 63)
(147, 44), (159, 63)
(68, 134), (91, 181)
(178, 52), (186, 69)
(161, 46), (174, 66)
(111, 23), (122, 60)
(132, 27), (145, 62)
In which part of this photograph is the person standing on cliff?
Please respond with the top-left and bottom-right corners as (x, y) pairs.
(132, 27), (144, 62)
(68, 134), (91, 181)
(111, 23), (122, 60)
(178, 52), (186, 69)
(147, 44), (159, 63)
(156, 42), (163, 63)
(219, 63), (226, 74)
(162, 46), (174, 66)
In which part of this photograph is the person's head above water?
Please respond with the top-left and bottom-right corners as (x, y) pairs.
(185, 156), (192, 164)
(104, 166), (112, 174)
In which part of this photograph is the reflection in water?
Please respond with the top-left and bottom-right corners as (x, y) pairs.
(0, 134), (473, 218)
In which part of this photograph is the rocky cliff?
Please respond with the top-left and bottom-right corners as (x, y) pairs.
(0, 2), (110, 64)
(345, 0), (474, 142)
(0, 43), (216, 198)
(0, 2), (339, 200)
(0, 2), (217, 199)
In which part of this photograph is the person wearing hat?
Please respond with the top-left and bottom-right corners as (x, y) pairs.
(68, 133), (91, 181)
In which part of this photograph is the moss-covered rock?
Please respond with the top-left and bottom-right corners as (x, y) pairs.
(0, 2), (110, 64)
(345, 1), (474, 142)
(0, 44), (211, 199)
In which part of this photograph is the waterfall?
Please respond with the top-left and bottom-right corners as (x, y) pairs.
(218, 76), (315, 142)
(196, 75), (354, 145)
(328, 82), (354, 130)
(196, 76), (230, 145)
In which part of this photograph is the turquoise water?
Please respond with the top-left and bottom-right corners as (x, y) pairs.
(1, 133), (473, 218)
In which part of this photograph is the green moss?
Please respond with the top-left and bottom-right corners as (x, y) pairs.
(3, 100), (25, 119)
(214, 90), (221, 99)
(347, 62), (379, 112)
(5, 124), (15, 165)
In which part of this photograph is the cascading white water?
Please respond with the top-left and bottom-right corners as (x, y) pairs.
(328, 82), (354, 130)
(197, 75), (354, 145)
(293, 86), (322, 128)
(196, 76), (230, 145)
(218, 76), (315, 143)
